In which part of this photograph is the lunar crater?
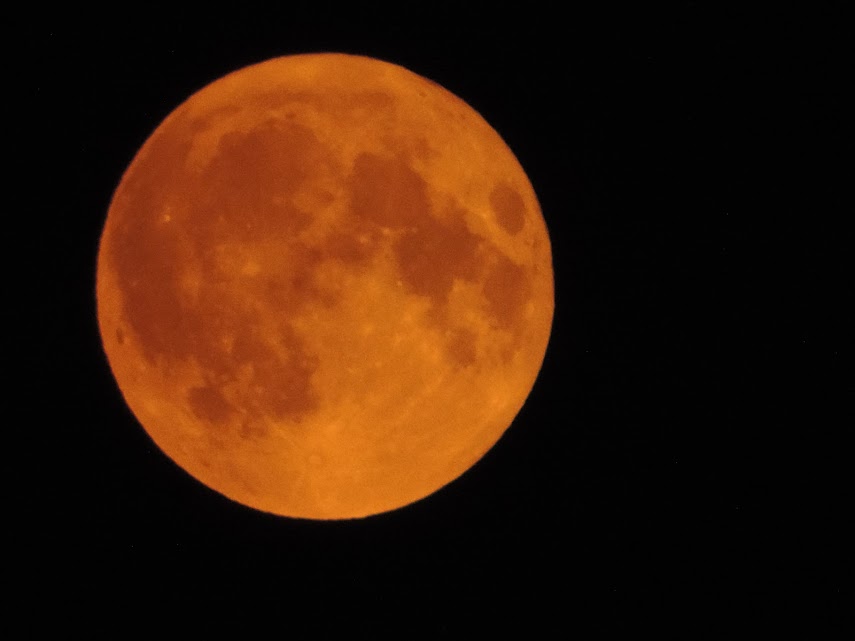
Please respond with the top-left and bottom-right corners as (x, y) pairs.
(489, 182), (527, 235)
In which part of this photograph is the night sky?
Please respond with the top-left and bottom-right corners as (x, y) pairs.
(19, 5), (850, 634)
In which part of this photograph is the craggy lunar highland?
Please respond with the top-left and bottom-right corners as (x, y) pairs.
(96, 53), (554, 520)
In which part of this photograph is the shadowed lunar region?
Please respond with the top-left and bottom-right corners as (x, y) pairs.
(96, 53), (554, 519)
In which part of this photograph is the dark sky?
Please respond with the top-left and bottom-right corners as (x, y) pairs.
(19, 4), (850, 634)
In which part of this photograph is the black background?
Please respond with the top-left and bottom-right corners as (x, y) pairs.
(19, 3), (851, 635)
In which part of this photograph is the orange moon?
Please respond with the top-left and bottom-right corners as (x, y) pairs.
(96, 53), (554, 520)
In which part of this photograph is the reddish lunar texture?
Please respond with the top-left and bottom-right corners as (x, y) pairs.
(96, 53), (554, 519)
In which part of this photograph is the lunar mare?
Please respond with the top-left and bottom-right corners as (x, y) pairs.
(96, 53), (553, 519)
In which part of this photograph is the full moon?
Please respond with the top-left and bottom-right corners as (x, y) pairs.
(96, 53), (554, 520)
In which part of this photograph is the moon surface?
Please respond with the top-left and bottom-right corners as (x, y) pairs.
(96, 53), (554, 520)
